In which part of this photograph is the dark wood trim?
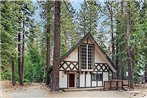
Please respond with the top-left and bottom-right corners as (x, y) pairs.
(122, 81), (123, 89)
(82, 43), (94, 45)
(93, 45), (95, 70)
(59, 70), (109, 72)
(78, 47), (80, 71)
(60, 61), (78, 71)
(94, 63), (109, 72)
(103, 81), (105, 90)
(110, 81), (112, 90)
(59, 70), (79, 72)
(87, 38), (88, 44)
(61, 60), (78, 62)
(117, 81), (118, 90)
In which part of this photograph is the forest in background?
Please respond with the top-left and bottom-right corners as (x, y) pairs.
(1, 0), (147, 91)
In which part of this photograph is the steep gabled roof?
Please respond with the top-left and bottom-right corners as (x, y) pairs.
(49, 33), (116, 73)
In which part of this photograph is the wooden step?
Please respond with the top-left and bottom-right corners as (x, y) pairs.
(63, 87), (103, 92)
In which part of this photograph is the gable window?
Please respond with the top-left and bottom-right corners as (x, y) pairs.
(80, 44), (94, 70)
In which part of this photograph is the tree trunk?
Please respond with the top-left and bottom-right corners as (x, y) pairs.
(145, 64), (147, 82)
(116, 42), (119, 79)
(116, 0), (124, 80)
(126, 1), (133, 88)
(12, 60), (15, 86)
(106, 1), (115, 64)
(51, 1), (61, 91)
(120, 0), (124, 80)
(21, 21), (25, 86)
(46, 26), (50, 85)
(18, 32), (23, 86)
(110, 4), (115, 64)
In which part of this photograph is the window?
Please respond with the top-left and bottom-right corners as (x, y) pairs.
(92, 73), (103, 81)
(80, 44), (94, 69)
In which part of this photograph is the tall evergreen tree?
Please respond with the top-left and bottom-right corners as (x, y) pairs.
(38, 0), (54, 84)
(1, 1), (17, 85)
(105, 1), (116, 63)
(77, 0), (99, 36)
(115, 0), (127, 80)
(126, 1), (133, 88)
(61, 0), (79, 54)
(52, 1), (61, 91)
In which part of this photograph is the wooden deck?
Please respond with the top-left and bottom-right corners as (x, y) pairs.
(103, 80), (131, 91)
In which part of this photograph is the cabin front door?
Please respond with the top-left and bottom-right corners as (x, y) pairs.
(69, 74), (75, 87)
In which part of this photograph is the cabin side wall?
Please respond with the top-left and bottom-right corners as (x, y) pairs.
(59, 71), (67, 88)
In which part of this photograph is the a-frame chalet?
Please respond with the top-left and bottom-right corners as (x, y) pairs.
(49, 33), (116, 89)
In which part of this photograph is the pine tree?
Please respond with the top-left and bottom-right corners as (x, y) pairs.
(38, 0), (54, 84)
(1, 1), (18, 85)
(126, 1), (133, 88)
(15, 0), (35, 85)
(52, 1), (61, 91)
(77, 0), (99, 36)
(61, 0), (78, 54)
(105, 1), (116, 63)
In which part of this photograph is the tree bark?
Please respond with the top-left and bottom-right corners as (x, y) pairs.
(106, 1), (115, 64)
(46, 25), (50, 85)
(12, 60), (15, 86)
(21, 21), (25, 86)
(120, 0), (124, 80)
(145, 64), (147, 82)
(110, 3), (115, 64)
(51, 1), (61, 91)
(116, 0), (124, 80)
(18, 32), (23, 85)
(127, 1), (133, 88)
(116, 42), (119, 79)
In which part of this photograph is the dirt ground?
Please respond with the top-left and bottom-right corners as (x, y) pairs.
(0, 80), (147, 98)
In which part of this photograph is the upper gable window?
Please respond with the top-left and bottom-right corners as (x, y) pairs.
(80, 44), (94, 70)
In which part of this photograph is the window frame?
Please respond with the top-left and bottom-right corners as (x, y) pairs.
(92, 73), (103, 81)
(80, 44), (94, 70)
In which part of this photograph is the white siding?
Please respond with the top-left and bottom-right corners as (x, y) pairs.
(92, 81), (96, 87)
(103, 72), (108, 81)
(75, 74), (77, 87)
(86, 73), (91, 87)
(64, 48), (78, 61)
(95, 50), (106, 63)
(95, 47), (116, 72)
(98, 81), (102, 86)
(59, 71), (67, 88)
(80, 73), (85, 87)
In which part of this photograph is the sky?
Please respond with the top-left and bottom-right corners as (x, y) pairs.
(33, 0), (84, 23)
(33, 0), (105, 24)
(69, 0), (84, 11)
